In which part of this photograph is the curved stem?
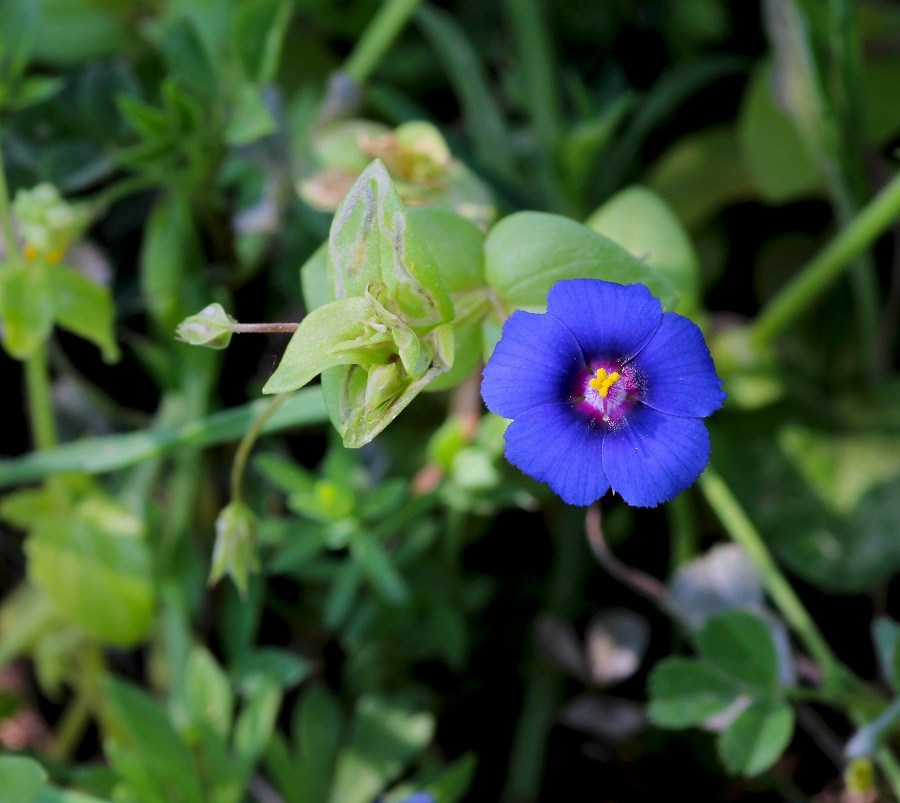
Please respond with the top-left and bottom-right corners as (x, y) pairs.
(230, 393), (289, 501)
(584, 504), (668, 603)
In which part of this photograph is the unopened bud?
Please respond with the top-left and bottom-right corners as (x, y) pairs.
(209, 501), (259, 596)
(175, 303), (236, 349)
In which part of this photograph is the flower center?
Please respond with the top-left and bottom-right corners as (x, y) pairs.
(588, 367), (620, 398)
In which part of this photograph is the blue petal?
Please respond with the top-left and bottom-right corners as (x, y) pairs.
(504, 402), (610, 506)
(546, 279), (662, 362)
(482, 310), (585, 419)
(631, 313), (726, 418)
(602, 407), (710, 507)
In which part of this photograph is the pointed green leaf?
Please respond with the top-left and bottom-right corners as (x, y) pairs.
(647, 657), (741, 728)
(873, 618), (900, 693)
(718, 699), (794, 777)
(262, 297), (395, 395)
(231, 0), (293, 84)
(294, 686), (344, 803)
(49, 264), (120, 362)
(105, 678), (204, 803)
(484, 211), (677, 311)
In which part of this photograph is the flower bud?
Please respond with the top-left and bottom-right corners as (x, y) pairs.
(175, 303), (236, 349)
(209, 501), (259, 595)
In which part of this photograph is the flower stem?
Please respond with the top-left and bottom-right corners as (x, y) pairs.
(230, 392), (289, 501)
(343, 0), (423, 84)
(25, 344), (59, 451)
(699, 467), (837, 675)
(750, 167), (900, 348)
(228, 322), (298, 334)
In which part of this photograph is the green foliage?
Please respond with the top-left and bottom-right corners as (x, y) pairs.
(3, 0), (900, 799)
(484, 211), (678, 310)
(649, 611), (794, 777)
(0, 755), (47, 803)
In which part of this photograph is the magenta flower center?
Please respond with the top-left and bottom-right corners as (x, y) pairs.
(572, 360), (641, 426)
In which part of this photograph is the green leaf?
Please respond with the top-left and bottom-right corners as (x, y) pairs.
(233, 679), (281, 764)
(350, 533), (409, 605)
(49, 264), (120, 362)
(226, 81), (276, 145)
(321, 322), (454, 448)
(738, 60), (822, 202)
(873, 618), (900, 693)
(718, 699), (794, 776)
(0, 264), (55, 358)
(300, 242), (332, 311)
(293, 686), (344, 803)
(585, 186), (701, 315)
(0, 755), (47, 803)
(105, 678), (204, 803)
(711, 415), (900, 592)
(152, 16), (218, 98)
(328, 160), (453, 332)
(184, 646), (234, 740)
(231, 0), (293, 84)
(262, 297), (394, 395)
(26, 495), (155, 646)
(696, 611), (780, 691)
(484, 211), (677, 311)
(32, 0), (130, 65)
(328, 696), (434, 803)
(405, 208), (485, 293)
(647, 658), (741, 728)
(140, 192), (202, 334)
(648, 126), (755, 229)
(233, 648), (311, 695)
(0, 388), (328, 488)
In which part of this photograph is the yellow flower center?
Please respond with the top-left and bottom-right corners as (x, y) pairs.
(589, 367), (621, 398)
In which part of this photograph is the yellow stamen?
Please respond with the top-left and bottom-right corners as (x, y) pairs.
(589, 367), (621, 398)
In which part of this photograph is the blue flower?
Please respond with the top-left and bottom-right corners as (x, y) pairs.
(481, 279), (726, 507)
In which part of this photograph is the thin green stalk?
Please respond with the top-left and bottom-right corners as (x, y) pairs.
(25, 346), (58, 450)
(699, 468), (836, 675)
(343, 0), (423, 84)
(667, 492), (697, 570)
(229, 393), (288, 502)
(750, 168), (900, 348)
